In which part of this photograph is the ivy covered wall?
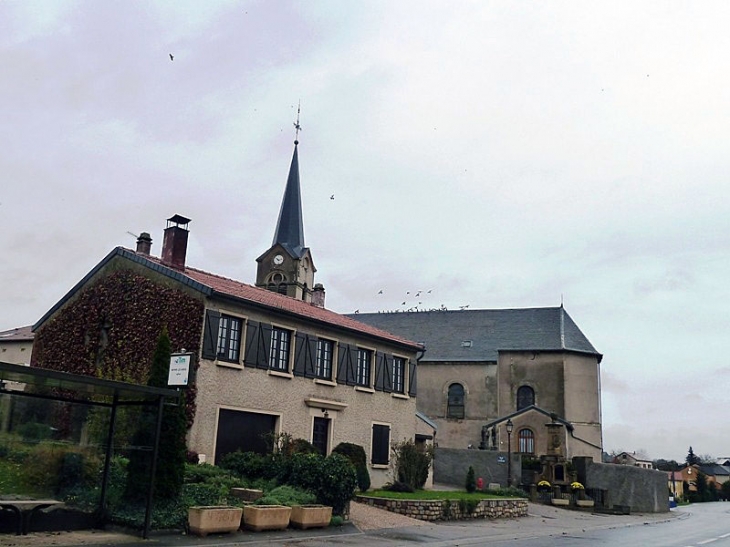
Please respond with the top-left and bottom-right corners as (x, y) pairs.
(32, 267), (205, 426)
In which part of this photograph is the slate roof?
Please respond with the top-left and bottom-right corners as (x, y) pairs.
(34, 247), (420, 351)
(700, 464), (730, 477)
(350, 307), (601, 362)
(0, 325), (34, 342)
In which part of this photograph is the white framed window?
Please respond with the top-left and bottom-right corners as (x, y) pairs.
(356, 348), (373, 387)
(216, 314), (243, 362)
(315, 339), (334, 380)
(270, 327), (291, 371)
(392, 357), (406, 394)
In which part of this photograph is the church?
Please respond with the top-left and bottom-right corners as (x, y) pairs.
(30, 137), (433, 488)
(353, 308), (604, 461)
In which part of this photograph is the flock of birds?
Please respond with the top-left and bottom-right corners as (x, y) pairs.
(351, 289), (469, 314)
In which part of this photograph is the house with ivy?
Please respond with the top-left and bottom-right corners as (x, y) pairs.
(30, 139), (433, 488)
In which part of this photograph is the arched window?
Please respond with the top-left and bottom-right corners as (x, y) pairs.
(447, 383), (465, 419)
(516, 385), (535, 411)
(518, 428), (535, 454)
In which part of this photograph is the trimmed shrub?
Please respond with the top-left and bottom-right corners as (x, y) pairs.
(332, 442), (370, 492)
(316, 453), (357, 516)
(218, 451), (267, 479)
(392, 440), (433, 491)
(264, 485), (316, 506)
(465, 466), (476, 493)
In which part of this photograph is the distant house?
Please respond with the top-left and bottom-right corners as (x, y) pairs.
(613, 452), (654, 469)
(678, 464), (700, 492)
(0, 325), (33, 366)
(28, 140), (431, 487)
(699, 464), (730, 489)
(353, 307), (603, 461)
(667, 471), (684, 499)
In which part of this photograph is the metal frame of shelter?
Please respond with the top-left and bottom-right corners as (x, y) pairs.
(0, 361), (180, 539)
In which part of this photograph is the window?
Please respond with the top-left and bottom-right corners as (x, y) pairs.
(270, 327), (291, 371)
(447, 383), (465, 419)
(315, 339), (334, 380)
(518, 428), (535, 454)
(356, 348), (372, 387)
(516, 385), (535, 411)
(371, 423), (390, 465)
(392, 357), (406, 393)
(216, 314), (243, 362)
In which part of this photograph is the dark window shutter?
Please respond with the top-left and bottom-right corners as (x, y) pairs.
(336, 343), (349, 384)
(293, 332), (307, 377)
(243, 320), (260, 367)
(202, 310), (220, 360)
(258, 323), (273, 369)
(305, 336), (317, 378)
(374, 352), (385, 391)
(337, 344), (357, 385)
(383, 353), (393, 393)
(408, 360), (417, 397)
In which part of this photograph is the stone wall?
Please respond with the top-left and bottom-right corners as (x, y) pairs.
(355, 496), (527, 521)
(433, 447), (522, 488)
(573, 457), (669, 513)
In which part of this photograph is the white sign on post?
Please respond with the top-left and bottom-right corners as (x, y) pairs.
(168, 353), (191, 387)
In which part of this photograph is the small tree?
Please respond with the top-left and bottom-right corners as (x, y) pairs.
(125, 327), (187, 501)
(686, 446), (700, 466)
(390, 440), (433, 491)
(465, 466), (476, 493)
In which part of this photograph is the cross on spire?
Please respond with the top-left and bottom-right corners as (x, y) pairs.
(293, 101), (302, 144)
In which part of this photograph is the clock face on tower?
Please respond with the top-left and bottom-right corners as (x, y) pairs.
(273, 254), (284, 265)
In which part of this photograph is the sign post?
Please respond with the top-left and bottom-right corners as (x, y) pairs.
(168, 353), (192, 387)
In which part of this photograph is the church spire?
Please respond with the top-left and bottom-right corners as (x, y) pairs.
(272, 141), (305, 258)
(272, 104), (305, 258)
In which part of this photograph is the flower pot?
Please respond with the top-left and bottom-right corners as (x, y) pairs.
(289, 505), (332, 529)
(188, 506), (243, 537)
(242, 505), (292, 531)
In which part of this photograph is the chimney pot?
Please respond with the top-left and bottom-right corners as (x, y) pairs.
(136, 232), (152, 255)
(311, 283), (326, 308)
(161, 215), (190, 271)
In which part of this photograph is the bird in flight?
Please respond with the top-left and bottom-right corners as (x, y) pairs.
(169, 54), (174, 61)
(330, 194), (335, 200)
(377, 290), (383, 294)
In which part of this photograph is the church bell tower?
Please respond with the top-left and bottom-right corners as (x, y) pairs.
(255, 119), (316, 302)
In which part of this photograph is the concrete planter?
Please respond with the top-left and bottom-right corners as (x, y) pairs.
(289, 505), (332, 529)
(551, 498), (570, 506)
(576, 500), (595, 508)
(242, 505), (291, 531)
(188, 506), (242, 537)
(229, 488), (264, 502)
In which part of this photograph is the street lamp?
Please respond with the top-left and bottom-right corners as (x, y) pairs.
(506, 419), (514, 487)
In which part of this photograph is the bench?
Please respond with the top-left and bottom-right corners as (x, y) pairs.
(0, 500), (63, 535)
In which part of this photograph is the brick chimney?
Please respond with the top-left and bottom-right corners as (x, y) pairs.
(311, 283), (326, 308)
(161, 214), (190, 271)
(135, 232), (152, 255)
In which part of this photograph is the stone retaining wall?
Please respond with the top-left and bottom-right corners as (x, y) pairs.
(355, 496), (527, 521)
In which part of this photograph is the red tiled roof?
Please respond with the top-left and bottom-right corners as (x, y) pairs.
(0, 325), (34, 341)
(138, 252), (421, 350)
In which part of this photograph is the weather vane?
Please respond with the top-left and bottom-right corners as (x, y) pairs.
(293, 100), (302, 144)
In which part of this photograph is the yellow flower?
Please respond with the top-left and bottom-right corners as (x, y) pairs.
(571, 482), (584, 490)
(538, 480), (551, 488)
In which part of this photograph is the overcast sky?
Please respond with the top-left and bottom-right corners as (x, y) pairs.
(2, 1), (729, 463)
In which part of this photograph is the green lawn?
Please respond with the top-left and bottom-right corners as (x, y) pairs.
(364, 489), (526, 500)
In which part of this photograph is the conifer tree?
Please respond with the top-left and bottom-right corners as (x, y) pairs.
(125, 327), (187, 501)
